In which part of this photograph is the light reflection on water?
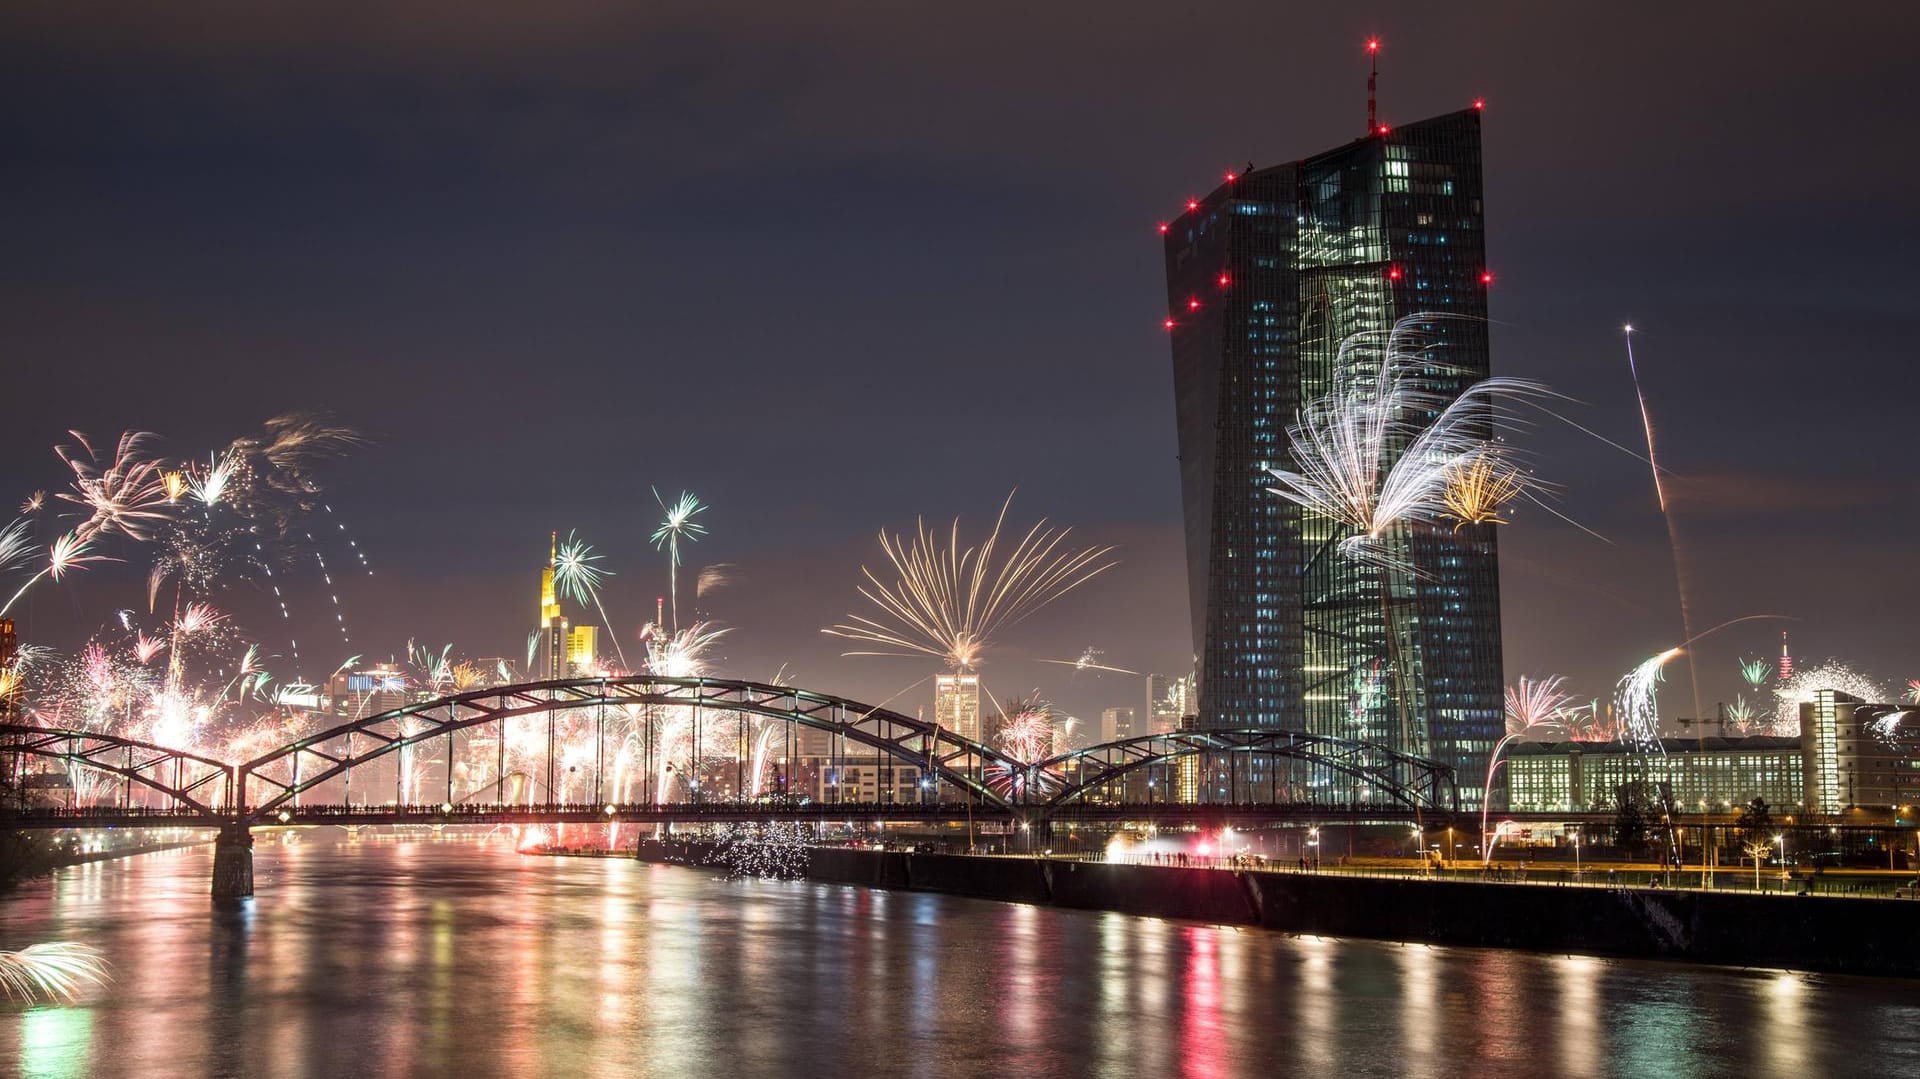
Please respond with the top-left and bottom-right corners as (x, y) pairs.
(2, 834), (1918, 1078)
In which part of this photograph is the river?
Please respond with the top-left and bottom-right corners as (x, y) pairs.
(2, 832), (1916, 1078)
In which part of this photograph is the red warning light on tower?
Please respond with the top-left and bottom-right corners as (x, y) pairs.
(1186, 199), (1199, 211)
(1162, 318), (1176, 331)
(1481, 270), (1495, 285)
(1158, 223), (1169, 234)
(1473, 98), (1486, 110)
(1217, 273), (1230, 288)
(1386, 266), (1402, 281)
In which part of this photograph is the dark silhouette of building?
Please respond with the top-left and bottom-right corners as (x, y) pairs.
(1161, 106), (1502, 804)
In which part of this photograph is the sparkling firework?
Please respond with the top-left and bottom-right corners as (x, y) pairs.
(1772, 662), (1888, 736)
(826, 491), (1117, 672)
(1739, 657), (1771, 690)
(650, 489), (708, 633)
(1441, 454), (1529, 529)
(0, 943), (111, 1004)
(1265, 316), (1549, 571)
(707, 820), (811, 880)
(1867, 710), (1908, 748)
(1726, 695), (1756, 735)
(20, 491), (45, 514)
(1908, 679), (1920, 705)
(1614, 648), (1683, 752)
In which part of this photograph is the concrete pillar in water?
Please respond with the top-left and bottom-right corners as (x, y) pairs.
(211, 820), (254, 899)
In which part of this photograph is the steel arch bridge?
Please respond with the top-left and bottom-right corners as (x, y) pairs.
(4, 677), (1458, 821)
(2, 677), (1458, 895)
(0, 726), (235, 817)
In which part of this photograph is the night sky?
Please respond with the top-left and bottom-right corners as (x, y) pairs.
(4, 4), (1916, 727)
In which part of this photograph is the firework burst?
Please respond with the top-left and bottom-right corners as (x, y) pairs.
(554, 530), (628, 669)
(54, 430), (172, 541)
(1772, 662), (1888, 736)
(0, 943), (111, 1004)
(826, 491), (1116, 672)
(650, 489), (707, 632)
(1265, 316), (1551, 571)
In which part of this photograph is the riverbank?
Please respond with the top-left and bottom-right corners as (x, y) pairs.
(628, 839), (1920, 979)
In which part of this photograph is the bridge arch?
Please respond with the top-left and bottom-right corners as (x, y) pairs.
(237, 676), (1024, 820)
(0, 724), (235, 819)
(1032, 729), (1457, 814)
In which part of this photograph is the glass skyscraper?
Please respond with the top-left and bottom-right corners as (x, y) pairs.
(1161, 107), (1502, 805)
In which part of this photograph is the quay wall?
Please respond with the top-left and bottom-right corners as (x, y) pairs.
(631, 840), (1919, 978)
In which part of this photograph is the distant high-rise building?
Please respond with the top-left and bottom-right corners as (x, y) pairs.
(1161, 103), (1502, 805)
(566, 625), (599, 674)
(935, 673), (982, 743)
(1100, 707), (1136, 744)
(534, 532), (570, 681)
(1145, 674), (1192, 735)
(0, 617), (16, 716)
(326, 663), (413, 719)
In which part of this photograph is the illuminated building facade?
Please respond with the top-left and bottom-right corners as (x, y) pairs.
(1504, 737), (1806, 813)
(1101, 707), (1136, 743)
(534, 532), (569, 680)
(1801, 691), (1920, 812)
(1162, 107), (1501, 805)
(934, 673), (982, 743)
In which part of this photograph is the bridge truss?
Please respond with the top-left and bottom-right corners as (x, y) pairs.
(0, 677), (1458, 827)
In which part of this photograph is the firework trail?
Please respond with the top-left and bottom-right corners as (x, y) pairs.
(651, 490), (707, 633)
(0, 943), (111, 1004)
(553, 530), (629, 670)
(1615, 648), (1683, 753)
(1036, 646), (1138, 677)
(826, 491), (1116, 672)
(695, 563), (737, 598)
(1623, 326), (1703, 729)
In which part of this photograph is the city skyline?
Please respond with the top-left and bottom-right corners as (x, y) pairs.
(4, 7), (1917, 733)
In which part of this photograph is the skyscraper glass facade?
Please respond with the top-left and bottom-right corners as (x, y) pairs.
(1163, 108), (1502, 804)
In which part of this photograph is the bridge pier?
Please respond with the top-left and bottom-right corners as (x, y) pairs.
(211, 821), (254, 899)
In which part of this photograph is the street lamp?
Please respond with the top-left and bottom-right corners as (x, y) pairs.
(1410, 824), (1423, 873)
(1308, 826), (1321, 871)
(1571, 832), (1581, 876)
(1774, 833), (1786, 892)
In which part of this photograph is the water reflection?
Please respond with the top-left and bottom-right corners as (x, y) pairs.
(1, 834), (1916, 1078)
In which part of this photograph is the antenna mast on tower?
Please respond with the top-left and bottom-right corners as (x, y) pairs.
(1366, 38), (1381, 133)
